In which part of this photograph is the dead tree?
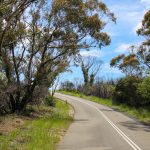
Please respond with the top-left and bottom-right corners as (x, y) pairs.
(80, 56), (103, 87)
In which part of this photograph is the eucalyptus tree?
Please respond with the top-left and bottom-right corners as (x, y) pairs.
(110, 10), (150, 77)
(81, 56), (103, 87)
(110, 54), (143, 77)
(0, 0), (37, 54)
(136, 10), (150, 70)
(0, 0), (37, 113)
(0, 0), (115, 113)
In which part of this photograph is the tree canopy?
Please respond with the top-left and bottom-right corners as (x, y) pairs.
(0, 0), (115, 113)
(110, 10), (150, 77)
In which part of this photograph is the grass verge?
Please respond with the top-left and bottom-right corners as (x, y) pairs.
(59, 90), (150, 124)
(0, 99), (73, 150)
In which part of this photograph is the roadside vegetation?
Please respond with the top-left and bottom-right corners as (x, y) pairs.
(0, 0), (116, 148)
(0, 97), (73, 150)
(0, 0), (115, 114)
(0, 0), (149, 148)
(59, 90), (150, 124)
(59, 10), (150, 124)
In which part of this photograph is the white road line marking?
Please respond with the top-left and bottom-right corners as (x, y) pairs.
(61, 94), (142, 150)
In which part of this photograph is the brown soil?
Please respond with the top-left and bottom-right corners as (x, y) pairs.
(0, 105), (53, 135)
(0, 117), (25, 134)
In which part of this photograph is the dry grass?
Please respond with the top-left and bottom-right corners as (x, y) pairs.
(0, 99), (73, 150)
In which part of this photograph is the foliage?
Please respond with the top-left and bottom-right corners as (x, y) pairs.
(110, 53), (143, 77)
(137, 10), (150, 46)
(60, 78), (116, 99)
(110, 10), (150, 77)
(44, 96), (56, 107)
(113, 76), (142, 107)
(136, 10), (150, 71)
(93, 83), (115, 99)
(110, 10), (150, 109)
(138, 77), (150, 106)
(0, 0), (115, 113)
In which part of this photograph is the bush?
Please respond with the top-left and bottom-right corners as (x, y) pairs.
(93, 84), (115, 99)
(138, 77), (150, 106)
(0, 76), (9, 114)
(44, 96), (56, 107)
(113, 76), (142, 107)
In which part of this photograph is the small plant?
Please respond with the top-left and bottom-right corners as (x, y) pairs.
(44, 96), (56, 107)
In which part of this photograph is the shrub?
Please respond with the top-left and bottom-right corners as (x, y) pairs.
(0, 75), (9, 114)
(138, 77), (150, 106)
(44, 96), (56, 107)
(94, 84), (115, 99)
(113, 76), (142, 107)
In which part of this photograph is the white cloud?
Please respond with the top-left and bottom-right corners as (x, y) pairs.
(101, 63), (123, 75)
(120, 10), (144, 25)
(80, 50), (104, 58)
(141, 0), (150, 7)
(114, 43), (132, 54)
(114, 42), (143, 54)
(109, 2), (148, 35)
(103, 0), (150, 43)
(126, 11), (141, 21)
(132, 22), (142, 34)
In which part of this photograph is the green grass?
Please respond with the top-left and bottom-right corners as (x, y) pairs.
(0, 99), (73, 150)
(59, 90), (150, 124)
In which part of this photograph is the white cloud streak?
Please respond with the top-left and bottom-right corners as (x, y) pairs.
(101, 63), (123, 75)
(80, 50), (104, 58)
(114, 43), (132, 54)
(141, 0), (150, 7)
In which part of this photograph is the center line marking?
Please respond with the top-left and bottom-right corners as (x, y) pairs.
(62, 94), (142, 150)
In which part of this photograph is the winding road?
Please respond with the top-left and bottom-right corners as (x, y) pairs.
(55, 93), (150, 150)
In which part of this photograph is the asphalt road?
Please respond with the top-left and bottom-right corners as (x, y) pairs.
(55, 93), (150, 150)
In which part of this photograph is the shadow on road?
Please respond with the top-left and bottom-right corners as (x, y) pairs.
(74, 119), (89, 123)
(119, 121), (150, 132)
(99, 108), (114, 112)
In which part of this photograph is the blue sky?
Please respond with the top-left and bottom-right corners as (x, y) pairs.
(60, 0), (150, 83)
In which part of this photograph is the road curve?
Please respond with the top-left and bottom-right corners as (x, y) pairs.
(55, 93), (150, 150)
